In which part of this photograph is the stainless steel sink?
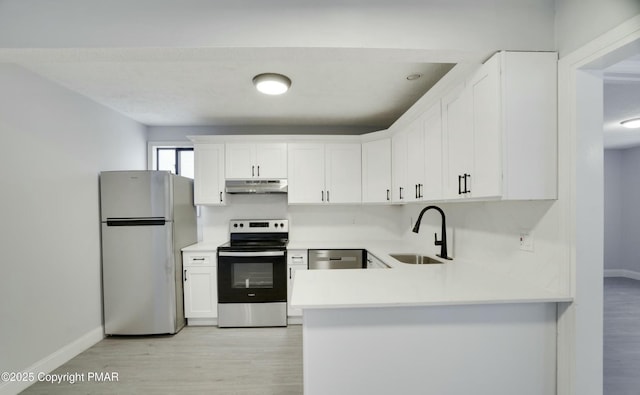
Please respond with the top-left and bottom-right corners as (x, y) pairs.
(389, 253), (444, 265)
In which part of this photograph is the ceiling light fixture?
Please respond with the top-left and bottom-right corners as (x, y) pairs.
(406, 74), (422, 81)
(253, 73), (291, 95)
(621, 118), (640, 129)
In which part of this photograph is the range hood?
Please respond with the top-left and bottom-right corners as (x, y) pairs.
(225, 179), (288, 194)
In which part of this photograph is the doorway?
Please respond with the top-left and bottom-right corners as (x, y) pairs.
(560, 21), (640, 394)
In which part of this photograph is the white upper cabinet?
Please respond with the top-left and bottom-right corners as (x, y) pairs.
(194, 143), (226, 205)
(442, 82), (472, 199)
(422, 102), (444, 201)
(444, 51), (557, 201)
(288, 143), (361, 204)
(325, 143), (362, 204)
(468, 55), (502, 199)
(287, 143), (325, 204)
(391, 131), (408, 203)
(225, 143), (287, 179)
(362, 139), (392, 203)
(406, 117), (426, 202)
(393, 119), (425, 203)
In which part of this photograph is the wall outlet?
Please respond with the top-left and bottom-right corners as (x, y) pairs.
(519, 231), (534, 252)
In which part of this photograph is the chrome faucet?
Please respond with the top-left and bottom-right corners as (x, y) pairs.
(412, 205), (452, 260)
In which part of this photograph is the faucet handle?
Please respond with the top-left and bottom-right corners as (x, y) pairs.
(434, 233), (443, 246)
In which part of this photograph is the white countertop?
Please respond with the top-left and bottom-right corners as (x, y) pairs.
(182, 239), (572, 309)
(289, 240), (572, 309)
(182, 241), (225, 252)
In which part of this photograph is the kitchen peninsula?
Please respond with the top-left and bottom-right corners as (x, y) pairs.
(290, 243), (571, 395)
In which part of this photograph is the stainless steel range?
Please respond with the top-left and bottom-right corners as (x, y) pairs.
(217, 219), (288, 327)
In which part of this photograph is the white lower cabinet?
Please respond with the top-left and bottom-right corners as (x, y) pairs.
(287, 249), (308, 320)
(183, 252), (217, 326)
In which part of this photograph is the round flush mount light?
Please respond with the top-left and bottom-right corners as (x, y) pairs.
(253, 73), (291, 95)
(621, 118), (640, 129)
(406, 74), (422, 81)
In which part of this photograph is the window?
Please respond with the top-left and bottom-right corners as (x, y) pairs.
(154, 147), (194, 179)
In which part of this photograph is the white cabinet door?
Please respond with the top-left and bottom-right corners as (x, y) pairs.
(255, 143), (287, 178)
(183, 252), (217, 320)
(442, 82), (472, 200)
(287, 249), (308, 317)
(194, 144), (225, 205)
(288, 143), (361, 204)
(392, 131), (408, 203)
(469, 55), (502, 199)
(325, 143), (361, 204)
(423, 102), (443, 201)
(225, 143), (287, 179)
(184, 266), (217, 318)
(362, 139), (392, 203)
(288, 144), (325, 204)
(225, 143), (255, 179)
(406, 118), (425, 202)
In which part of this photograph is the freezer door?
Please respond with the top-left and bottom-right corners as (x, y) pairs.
(100, 171), (172, 221)
(101, 222), (180, 335)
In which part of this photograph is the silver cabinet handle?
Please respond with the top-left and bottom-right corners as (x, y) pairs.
(252, 165), (255, 177)
(184, 269), (187, 282)
(321, 190), (325, 202)
(257, 165), (260, 177)
(219, 191), (223, 202)
(386, 189), (390, 201)
(327, 190), (330, 202)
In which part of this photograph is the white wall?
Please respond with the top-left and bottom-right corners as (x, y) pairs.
(604, 149), (623, 271)
(0, 0), (555, 59)
(0, 64), (146, 390)
(555, 0), (640, 56)
(147, 126), (370, 142)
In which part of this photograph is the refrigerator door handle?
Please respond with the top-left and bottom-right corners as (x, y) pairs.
(106, 218), (166, 226)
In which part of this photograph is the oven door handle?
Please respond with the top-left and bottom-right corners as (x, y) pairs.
(218, 251), (285, 257)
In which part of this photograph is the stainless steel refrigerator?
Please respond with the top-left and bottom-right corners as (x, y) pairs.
(100, 171), (196, 335)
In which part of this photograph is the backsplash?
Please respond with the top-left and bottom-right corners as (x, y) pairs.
(199, 195), (403, 244)
(400, 200), (567, 294)
(198, 196), (567, 295)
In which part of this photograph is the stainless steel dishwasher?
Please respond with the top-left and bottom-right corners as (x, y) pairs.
(308, 249), (366, 270)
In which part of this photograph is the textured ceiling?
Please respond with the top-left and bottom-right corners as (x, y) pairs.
(3, 45), (636, 143)
(3, 47), (454, 131)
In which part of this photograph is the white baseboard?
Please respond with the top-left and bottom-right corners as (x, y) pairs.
(604, 269), (640, 281)
(186, 318), (217, 326)
(0, 326), (104, 395)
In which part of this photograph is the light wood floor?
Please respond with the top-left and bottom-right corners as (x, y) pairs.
(21, 325), (303, 395)
(21, 279), (636, 394)
(604, 277), (640, 395)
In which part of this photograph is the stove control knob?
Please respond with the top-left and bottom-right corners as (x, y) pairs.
(233, 223), (238, 228)
(280, 223), (285, 228)
(274, 223), (279, 228)
(239, 223), (244, 228)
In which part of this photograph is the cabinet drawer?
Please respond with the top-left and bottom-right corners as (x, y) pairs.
(287, 249), (308, 267)
(184, 253), (214, 266)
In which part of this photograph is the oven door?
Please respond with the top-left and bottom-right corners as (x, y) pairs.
(217, 250), (287, 303)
